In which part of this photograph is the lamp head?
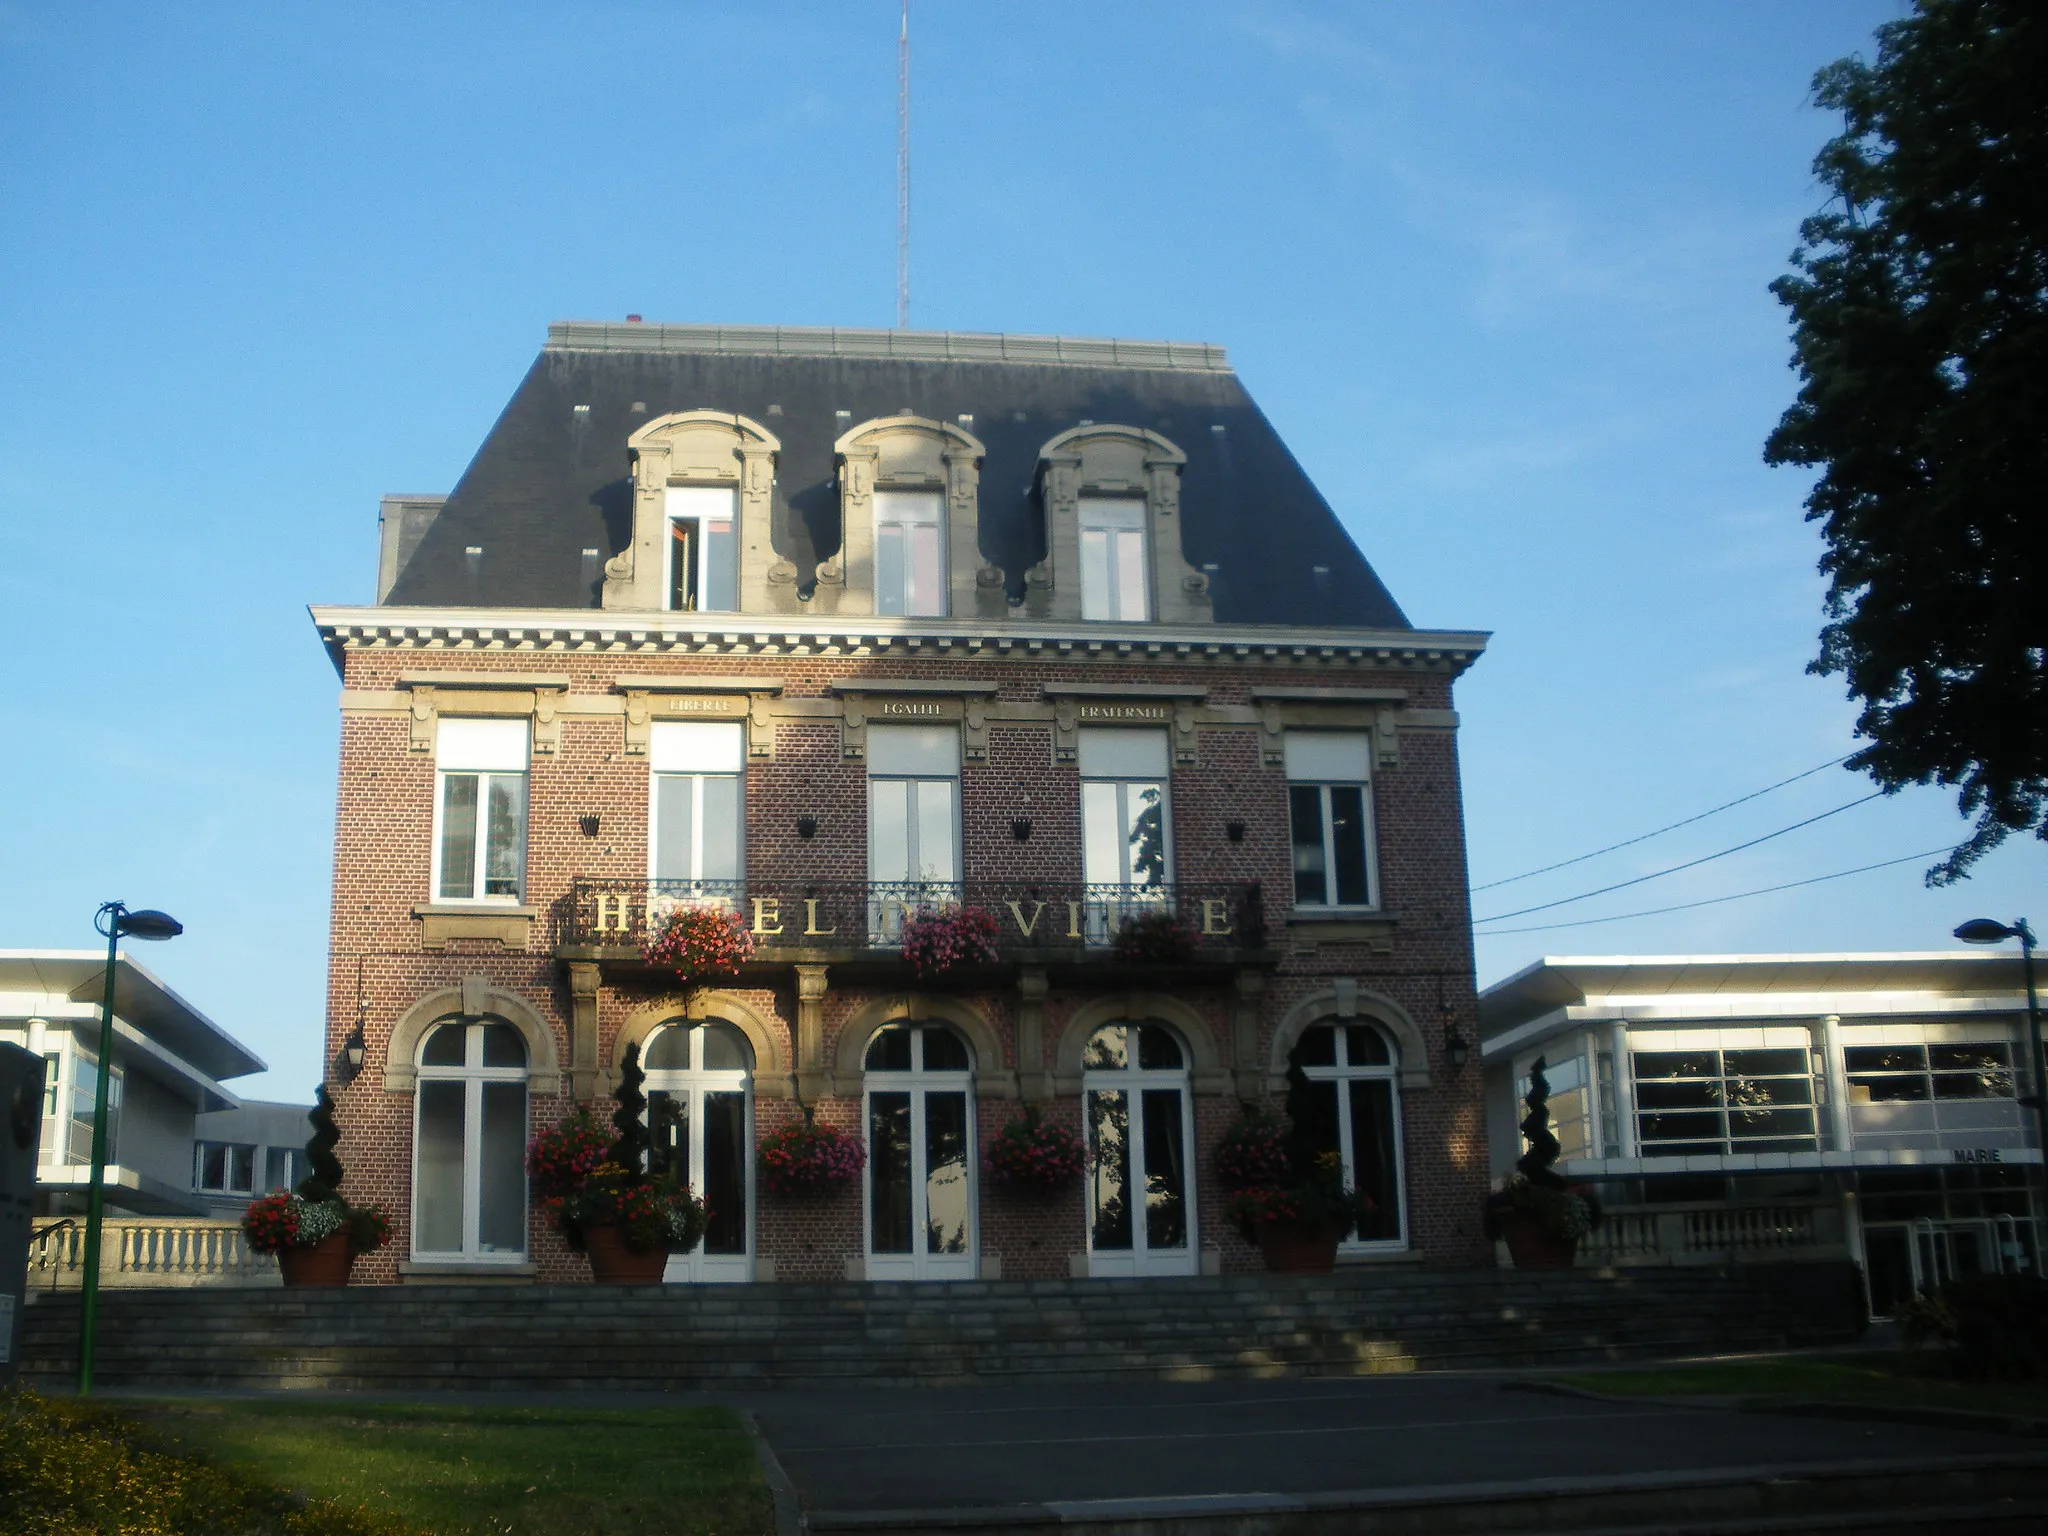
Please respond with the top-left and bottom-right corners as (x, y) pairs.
(117, 910), (183, 942)
(1955, 918), (2018, 945)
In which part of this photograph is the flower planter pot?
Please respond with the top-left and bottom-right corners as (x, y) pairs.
(1496, 1209), (1578, 1270)
(277, 1232), (353, 1288)
(581, 1221), (669, 1284)
(1255, 1220), (1341, 1274)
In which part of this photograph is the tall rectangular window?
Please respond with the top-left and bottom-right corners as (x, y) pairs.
(650, 722), (745, 892)
(1285, 733), (1376, 909)
(1632, 1037), (1819, 1155)
(1080, 730), (1171, 892)
(1079, 499), (1149, 621)
(434, 718), (529, 902)
(874, 490), (946, 617)
(68, 1050), (120, 1167)
(868, 726), (960, 940)
(666, 486), (739, 613)
(195, 1141), (258, 1194)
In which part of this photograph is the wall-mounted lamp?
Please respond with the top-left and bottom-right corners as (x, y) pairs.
(1225, 820), (1246, 843)
(796, 815), (819, 840)
(1444, 1026), (1470, 1072)
(340, 1019), (368, 1082)
(578, 814), (601, 838)
(1011, 817), (1033, 842)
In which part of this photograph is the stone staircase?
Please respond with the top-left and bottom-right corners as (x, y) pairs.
(18, 1266), (1859, 1393)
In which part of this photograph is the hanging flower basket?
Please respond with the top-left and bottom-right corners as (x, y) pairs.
(1113, 909), (1200, 964)
(759, 1119), (866, 1197)
(1213, 1104), (1290, 1192)
(985, 1106), (1086, 1196)
(643, 904), (756, 983)
(527, 1108), (612, 1199)
(242, 1190), (391, 1286)
(900, 906), (1001, 975)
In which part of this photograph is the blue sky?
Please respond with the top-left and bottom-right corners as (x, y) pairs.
(2, 2), (2036, 1100)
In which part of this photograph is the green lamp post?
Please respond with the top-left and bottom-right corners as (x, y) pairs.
(77, 900), (182, 1395)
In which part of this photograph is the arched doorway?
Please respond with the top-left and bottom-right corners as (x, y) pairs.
(643, 1019), (755, 1282)
(863, 1022), (976, 1280)
(412, 1016), (529, 1264)
(1083, 1020), (1196, 1276)
(1294, 1021), (1407, 1249)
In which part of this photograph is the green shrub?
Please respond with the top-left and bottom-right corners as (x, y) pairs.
(1936, 1273), (2048, 1382)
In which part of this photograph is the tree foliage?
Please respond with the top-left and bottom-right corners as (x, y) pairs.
(298, 1083), (345, 1202)
(1765, 0), (2047, 882)
(607, 1042), (649, 1181)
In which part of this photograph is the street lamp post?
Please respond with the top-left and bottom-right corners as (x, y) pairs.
(77, 901), (182, 1395)
(1955, 917), (2047, 1267)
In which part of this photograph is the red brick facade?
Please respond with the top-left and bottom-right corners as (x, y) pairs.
(318, 642), (1492, 1284)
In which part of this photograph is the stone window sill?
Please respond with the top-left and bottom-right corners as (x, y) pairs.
(412, 904), (537, 950)
(399, 1260), (538, 1282)
(1285, 911), (1396, 944)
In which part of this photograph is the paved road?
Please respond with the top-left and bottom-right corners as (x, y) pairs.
(739, 1374), (2020, 1516)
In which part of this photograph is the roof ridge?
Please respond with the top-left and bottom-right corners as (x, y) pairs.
(544, 321), (1231, 372)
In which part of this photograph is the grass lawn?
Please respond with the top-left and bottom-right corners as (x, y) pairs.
(1551, 1352), (2048, 1421)
(127, 1397), (774, 1536)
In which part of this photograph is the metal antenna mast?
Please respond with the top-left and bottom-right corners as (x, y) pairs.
(896, 0), (910, 329)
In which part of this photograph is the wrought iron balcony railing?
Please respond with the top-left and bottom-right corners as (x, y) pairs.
(555, 878), (1266, 956)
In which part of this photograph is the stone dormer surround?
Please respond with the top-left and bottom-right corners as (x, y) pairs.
(604, 411), (798, 614)
(1024, 424), (1212, 626)
(819, 416), (1005, 618)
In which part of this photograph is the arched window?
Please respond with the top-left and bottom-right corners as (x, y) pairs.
(863, 1022), (976, 1280)
(413, 1017), (528, 1262)
(1082, 1021), (1196, 1276)
(1294, 1022), (1406, 1247)
(643, 1020), (755, 1282)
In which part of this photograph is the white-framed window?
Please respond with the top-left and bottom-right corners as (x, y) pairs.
(874, 490), (946, 617)
(194, 1141), (257, 1195)
(650, 722), (745, 895)
(68, 1047), (121, 1167)
(413, 1016), (529, 1261)
(40, 1050), (60, 1163)
(1294, 1021), (1406, 1248)
(666, 485), (739, 613)
(433, 718), (529, 903)
(264, 1146), (305, 1193)
(645, 1019), (756, 1283)
(868, 727), (960, 939)
(1841, 1024), (2029, 1153)
(1080, 729), (1171, 893)
(1285, 733), (1376, 910)
(1079, 498), (1149, 621)
(1083, 1021), (1195, 1276)
(1631, 1031), (1820, 1156)
(864, 1022), (976, 1280)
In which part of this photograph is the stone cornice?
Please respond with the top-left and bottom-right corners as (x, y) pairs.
(309, 605), (1489, 681)
(544, 320), (1230, 373)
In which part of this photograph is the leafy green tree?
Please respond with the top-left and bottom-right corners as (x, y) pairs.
(1765, 0), (2046, 882)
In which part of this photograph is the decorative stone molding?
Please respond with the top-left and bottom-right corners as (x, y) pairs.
(793, 963), (830, 1103)
(1016, 966), (1051, 1102)
(381, 981), (562, 1096)
(1230, 970), (1267, 1102)
(411, 904), (537, 951)
(823, 417), (1000, 617)
(1054, 993), (1229, 1095)
(828, 679), (998, 763)
(567, 962), (601, 1101)
(833, 994), (1015, 1098)
(396, 674), (568, 757)
(610, 992), (793, 1099)
(1043, 682), (1208, 767)
(606, 411), (786, 614)
(1021, 425), (1211, 626)
(612, 674), (784, 759)
(1268, 984), (1431, 1092)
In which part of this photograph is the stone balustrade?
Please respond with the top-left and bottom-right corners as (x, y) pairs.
(27, 1217), (280, 1290)
(1579, 1201), (1844, 1268)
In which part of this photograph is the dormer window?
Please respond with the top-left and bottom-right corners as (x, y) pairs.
(874, 490), (947, 616)
(666, 485), (738, 612)
(1079, 499), (1149, 621)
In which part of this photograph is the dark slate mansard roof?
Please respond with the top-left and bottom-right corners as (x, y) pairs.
(382, 322), (1411, 630)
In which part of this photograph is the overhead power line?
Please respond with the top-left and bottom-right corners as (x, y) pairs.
(1473, 791), (1885, 925)
(1472, 753), (1853, 893)
(1473, 844), (1962, 937)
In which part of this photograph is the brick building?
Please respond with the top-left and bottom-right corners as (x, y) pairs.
(311, 321), (1491, 1285)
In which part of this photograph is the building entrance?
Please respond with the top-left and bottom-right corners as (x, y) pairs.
(863, 1023), (976, 1280)
(644, 1021), (754, 1284)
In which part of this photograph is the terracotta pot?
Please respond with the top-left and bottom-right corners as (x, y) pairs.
(582, 1222), (669, 1284)
(278, 1232), (353, 1287)
(1497, 1209), (1578, 1270)
(1255, 1220), (1341, 1274)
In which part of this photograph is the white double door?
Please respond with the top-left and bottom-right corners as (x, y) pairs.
(1084, 1081), (1196, 1277)
(646, 1074), (753, 1284)
(864, 1083), (976, 1280)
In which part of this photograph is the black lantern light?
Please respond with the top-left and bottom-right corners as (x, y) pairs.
(1225, 820), (1246, 843)
(796, 815), (819, 840)
(1011, 817), (1033, 842)
(578, 814), (601, 838)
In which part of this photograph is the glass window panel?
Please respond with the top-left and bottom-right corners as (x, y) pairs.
(265, 1146), (295, 1192)
(197, 1144), (224, 1188)
(420, 1021), (467, 1067)
(643, 1025), (692, 1071)
(1080, 528), (1111, 620)
(920, 1026), (970, 1072)
(1088, 1088), (1132, 1250)
(908, 524), (944, 617)
(1128, 785), (1166, 888)
(1636, 1079), (1723, 1110)
(669, 518), (699, 610)
(1847, 1046), (1928, 1074)
(1855, 1074), (1930, 1102)
(1140, 1088), (1187, 1250)
(438, 775), (479, 899)
(924, 1091), (970, 1254)
(1083, 1025), (1128, 1071)
(1113, 529), (1148, 620)
(866, 1025), (913, 1073)
(914, 780), (957, 883)
(1295, 1025), (1338, 1068)
(654, 775), (696, 885)
(1635, 1050), (1721, 1080)
(648, 1089), (686, 1180)
(1328, 785), (1370, 906)
(1723, 1049), (1808, 1077)
(480, 1022), (526, 1068)
(415, 1081), (466, 1254)
(230, 1144), (255, 1193)
(478, 1081), (527, 1253)
(869, 1092), (913, 1253)
(1081, 780), (1126, 887)
(1289, 785), (1328, 905)
(869, 780), (911, 884)
(1639, 1110), (1723, 1142)
(1345, 1025), (1391, 1067)
(1931, 1043), (2011, 1074)
(701, 1022), (753, 1072)
(1136, 1025), (1183, 1071)
(700, 775), (741, 882)
(1731, 1107), (1816, 1139)
(1296, 1079), (1342, 1161)
(1350, 1079), (1402, 1241)
(704, 1091), (748, 1255)
(704, 517), (738, 612)
(875, 523), (906, 615)
(484, 774), (526, 898)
